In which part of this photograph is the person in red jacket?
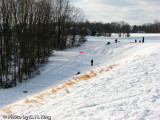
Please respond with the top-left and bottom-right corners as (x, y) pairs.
(115, 39), (118, 43)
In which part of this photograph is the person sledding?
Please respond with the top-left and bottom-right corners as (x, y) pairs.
(106, 42), (111, 45)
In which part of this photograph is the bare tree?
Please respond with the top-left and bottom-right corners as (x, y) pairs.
(0, 0), (85, 88)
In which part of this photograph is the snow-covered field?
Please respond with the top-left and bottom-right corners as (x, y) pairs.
(0, 34), (160, 120)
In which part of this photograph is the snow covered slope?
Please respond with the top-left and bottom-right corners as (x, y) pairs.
(0, 34), (160, 120)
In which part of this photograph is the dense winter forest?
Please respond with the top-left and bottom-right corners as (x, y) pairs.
(78, 20), (160, 37)
(0, 0), (86, 88)
(0, 0), (160, 88)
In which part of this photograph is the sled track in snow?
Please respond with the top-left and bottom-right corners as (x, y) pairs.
(0, 64), (119, 116)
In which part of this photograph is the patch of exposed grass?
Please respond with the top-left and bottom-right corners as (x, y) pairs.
(24, 98), (37, 104)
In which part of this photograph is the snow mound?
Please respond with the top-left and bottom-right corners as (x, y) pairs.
(0, 34), (160, 120)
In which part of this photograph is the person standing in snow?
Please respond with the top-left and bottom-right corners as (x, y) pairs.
(115, 39), (118, 43)
(91, 59), (93, 66)
(135, 39), (137, 43)
(142, 37), (144, 43)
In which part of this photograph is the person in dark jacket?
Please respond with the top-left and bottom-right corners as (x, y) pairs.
(135, 39), (137, 43)
(106, 42), (111, 45)
(91, 59), (93, 66)
(142, 37), (144, 43)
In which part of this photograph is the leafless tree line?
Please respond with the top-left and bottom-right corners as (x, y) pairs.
(0, 0), (85, 88)
(78, 21), (131, 37)
(78, 20), (160, 37)
(132, 20), (160, 33)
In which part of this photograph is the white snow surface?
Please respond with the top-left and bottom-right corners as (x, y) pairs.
(0, 33), (160, 120)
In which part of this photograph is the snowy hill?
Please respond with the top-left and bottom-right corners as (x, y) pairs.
(0, 34), (160, 120)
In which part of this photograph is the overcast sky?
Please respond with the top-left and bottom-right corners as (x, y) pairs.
(71, 0), (160, 25)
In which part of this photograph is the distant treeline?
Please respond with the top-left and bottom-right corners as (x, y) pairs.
(0, 0), (86, 88)
(132, 21), (160, 33)
(78, 20), (160, 36)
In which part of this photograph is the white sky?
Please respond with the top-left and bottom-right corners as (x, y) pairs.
(71, 0), (160, 25)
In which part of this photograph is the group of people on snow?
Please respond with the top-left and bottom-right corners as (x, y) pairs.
(135, 37), (144, 43)
(92, 37), (144, 67)
(106, 39), (119, 46)
(76, 37), (145, 75)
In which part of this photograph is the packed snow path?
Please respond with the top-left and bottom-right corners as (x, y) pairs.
(0, 34), (160, 120)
